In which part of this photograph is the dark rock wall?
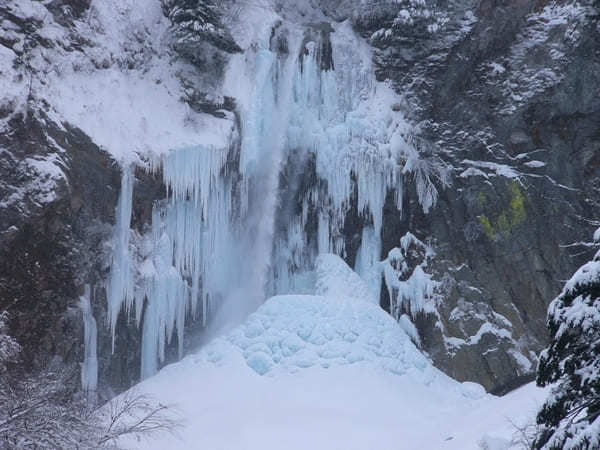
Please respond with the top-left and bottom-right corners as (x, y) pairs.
(350, 0), (600, 391)
(0, 108), (120, 373)
(0, 106), (171, 393)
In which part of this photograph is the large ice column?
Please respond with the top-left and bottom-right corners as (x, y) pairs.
(216, 25), (303, 321)
(106, 167), (135, 351)
(355, 226), (382, 301)
(80, 284), (98, 400)
(105, 140), (234, 379)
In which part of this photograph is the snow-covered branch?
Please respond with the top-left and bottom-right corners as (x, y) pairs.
(0, 311), (180, 449)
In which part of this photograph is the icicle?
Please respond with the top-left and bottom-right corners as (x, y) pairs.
(137, 145), (230, 379)
(355, 226), (382, 302)
(106, 167), (134, 352)
(80, 284), (98, 401)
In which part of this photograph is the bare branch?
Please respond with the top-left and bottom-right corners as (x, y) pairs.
(96, 389), (182, 447)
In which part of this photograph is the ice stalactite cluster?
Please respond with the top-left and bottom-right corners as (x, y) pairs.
(270, 21), (442, 298)
(138, 155), (234, 378)
(105, 14), (444, 379)
(381, 233), (440, 343)
(107, 143), (236, 378)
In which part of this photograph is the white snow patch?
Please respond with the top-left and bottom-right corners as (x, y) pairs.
(462, 160), (521, 179)
(523, 160), (546, 168)
(488, 62), (506, 75)
(460, 167), (489, 178)
(5, 0), (235, 165)
(47, 68), (234, 164)
(469, 322), (513, 345)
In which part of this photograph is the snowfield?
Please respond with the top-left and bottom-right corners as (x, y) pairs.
(116, 256), (546, 450)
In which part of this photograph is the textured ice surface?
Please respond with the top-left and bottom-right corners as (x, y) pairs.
(200, 255), (430, 377)
(225, 293), (429, 376)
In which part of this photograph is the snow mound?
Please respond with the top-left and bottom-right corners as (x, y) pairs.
(224, 294), (428, 376)
(201, 254), (430, 377)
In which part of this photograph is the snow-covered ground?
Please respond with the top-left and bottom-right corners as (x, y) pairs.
(116, 256), (547, 450)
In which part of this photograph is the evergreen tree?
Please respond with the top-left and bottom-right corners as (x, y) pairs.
(354, 0), (448, 45)
(535, 234), (600, 449)
(161, 0), (241, 62)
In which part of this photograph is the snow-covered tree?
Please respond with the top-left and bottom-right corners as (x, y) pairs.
(161, 0), (241, 62)
(0, 312), (177, 448)
(354, 0), (449, 45)
(535, 234), (600, 449)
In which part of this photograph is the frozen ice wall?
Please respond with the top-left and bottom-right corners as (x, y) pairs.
(269, 20), (441, 297)
(105, 7), (443, 379)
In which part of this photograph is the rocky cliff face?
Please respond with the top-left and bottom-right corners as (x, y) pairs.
(351, 0), (600, 392)
(1, 0), (598, 395)
(0, 107), (119, 370)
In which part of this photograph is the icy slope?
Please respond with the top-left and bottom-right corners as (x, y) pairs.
(116, 256), (546, 450)
(212, 255), (434, 378)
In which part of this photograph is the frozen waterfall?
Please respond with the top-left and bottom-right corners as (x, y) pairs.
(105, 16), (441, 379)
